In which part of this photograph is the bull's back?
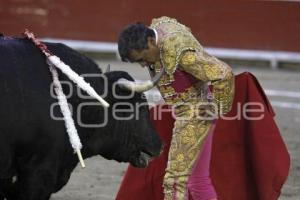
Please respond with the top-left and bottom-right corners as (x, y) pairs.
(0, 37), (101, 139)
(0, 38), (52, 137)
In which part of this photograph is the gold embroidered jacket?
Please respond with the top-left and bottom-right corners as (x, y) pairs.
(150, 16), (234, 115)
(150, 16), (235, 200)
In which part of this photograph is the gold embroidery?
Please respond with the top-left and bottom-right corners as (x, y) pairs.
(179, 51), (208, 81)
(160, 86), (176, 94)
(158, 85), (200, 106)
(158, 74), (175, 86)
(181, 136), (191, 144)
(180, 51), (197, 66)
(203, 64), (225, 81)
(151, 16), (191, 32)
(154, 62), (175, 86)
(212, 72), (235, 115)
(150, 17), (203, 76)
(164, 116), (212, 199)
(188, 149), (197, 159)
(176, 153), (185, 162)
(160, 32), (202, 75)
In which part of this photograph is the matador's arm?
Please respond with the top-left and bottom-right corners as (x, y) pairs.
(179, 50), (235, 115)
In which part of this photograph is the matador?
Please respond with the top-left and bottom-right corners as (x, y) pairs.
(117, 16), (235, 200)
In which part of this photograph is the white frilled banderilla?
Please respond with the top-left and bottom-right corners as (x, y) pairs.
(23, 29), (110, 168)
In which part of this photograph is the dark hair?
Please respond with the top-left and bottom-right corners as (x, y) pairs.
(118, 22), (155, 62)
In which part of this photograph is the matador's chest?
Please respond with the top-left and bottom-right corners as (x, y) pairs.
(153, 63), (211, 106)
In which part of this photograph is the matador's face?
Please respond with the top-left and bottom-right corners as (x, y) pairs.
(129, 37), (160, 68)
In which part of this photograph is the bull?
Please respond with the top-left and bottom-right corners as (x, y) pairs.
(0, 36), (163, 200)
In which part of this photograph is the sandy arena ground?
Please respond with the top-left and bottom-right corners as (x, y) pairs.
(51, 60), (300, 200)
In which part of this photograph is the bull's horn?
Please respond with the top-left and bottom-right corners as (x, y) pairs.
(117, 68), (164, 93)
(105, 64), (110, 73)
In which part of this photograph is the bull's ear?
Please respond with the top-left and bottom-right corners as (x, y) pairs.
(105, 71), (135, 82)
(104, 71), (136, 96)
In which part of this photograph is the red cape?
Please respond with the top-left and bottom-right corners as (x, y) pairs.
(115, 72), (290, 200)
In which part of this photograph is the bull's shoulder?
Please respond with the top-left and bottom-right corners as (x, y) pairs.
(45, 42), (102, 75)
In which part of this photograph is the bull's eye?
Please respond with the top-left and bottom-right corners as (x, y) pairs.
(141, 93), (147, 99)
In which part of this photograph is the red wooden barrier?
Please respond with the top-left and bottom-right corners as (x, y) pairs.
(1, 0), (299, 52)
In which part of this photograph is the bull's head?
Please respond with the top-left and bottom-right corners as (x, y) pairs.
(88, 70), (163, 168)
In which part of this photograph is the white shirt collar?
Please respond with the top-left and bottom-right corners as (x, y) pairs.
(150, 28), (158, 45)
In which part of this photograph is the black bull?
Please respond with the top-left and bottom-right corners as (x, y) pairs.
(0, 37), (162, 199)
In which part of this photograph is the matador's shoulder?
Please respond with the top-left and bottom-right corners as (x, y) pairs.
(150, 17), (203, 75)
(150, 16), (190, 33)
(160, 32), (203, 75)
(150, 16), (179, 28)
